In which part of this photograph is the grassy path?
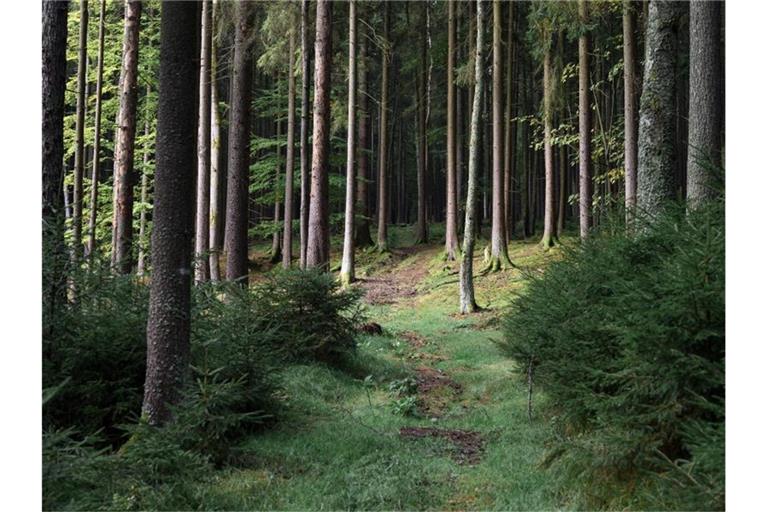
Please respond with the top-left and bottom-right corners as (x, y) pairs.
(202, 239), (560, 510)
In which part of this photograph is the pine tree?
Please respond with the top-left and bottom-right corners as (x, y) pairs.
(340, 0), (357, 286)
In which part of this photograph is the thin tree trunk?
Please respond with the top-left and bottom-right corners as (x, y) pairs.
(489, 0), (512, 269)
(444, 0), (459, 258)
(224, 0), (253, 284)
(540, 46), (557, 248)
(282, 28), (297, 268)
(578, 0), (591, 240)
(504, 1), (515, 242)
(194, 0), (212, 284)
(376, 3), (390, 252)
(111, 0), (142, 273)
(299, 0), (311, 268)
(624, 0), (639, 221)
(556, 31), (566, 237)
(87, 0), (106, 262)
(686, 0), (723, 207)
(142, 0), (198, 427)
(355, 34), (374, 248)
(415, 7), (428, 245)
(637, 0), (682, 218)
(270, 116), (282, 262)
(459, 0), (485, 315)
(72, 0), (88, 265)
(208, 0), (222, 281)
(136, 84), (151, 277)
(306, 0), (332, 269)
(340, 1), (357, 286)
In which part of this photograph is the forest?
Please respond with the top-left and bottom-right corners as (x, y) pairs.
(40, 0), (725, 510)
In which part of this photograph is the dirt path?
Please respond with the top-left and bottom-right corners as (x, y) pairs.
(358, 246), (434, 305)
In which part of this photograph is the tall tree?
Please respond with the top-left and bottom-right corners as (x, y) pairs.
(687, 0), (724, 207)
(578, 0), (591, 240)
(283, 26), (297, 269)
(299, 0), (312, 268)
(637, 0), (682, 217)
(194, 0), (212, 284)
(306, 0), (332, 269)
(224, 0), (253, 284)
(355, 34), (374, 247)
(142, 0), (198, 426)
(111, 0), (142, 273)
(136, 84), (151, 276)
(444, 0), (460, 259)
(376, 3), (390, 252)
(540, 38), (557, 249)
(87, 0), (107, 261)
(340, 0), (357, 286)
(414, 3), (428, 245)
(488, 0), (513, 269)
(503, 1), (516, 241)
(459, 0), (485, 315)
(270, 116), (283, 262)
(209, 0), (222, 281)
(72, 0), (89, 263)
(623, 0), (639, 220)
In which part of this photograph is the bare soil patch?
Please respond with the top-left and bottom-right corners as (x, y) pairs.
(399, 427), (486, 465)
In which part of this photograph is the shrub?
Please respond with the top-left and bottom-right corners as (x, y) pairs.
(499, 201), (724, 510)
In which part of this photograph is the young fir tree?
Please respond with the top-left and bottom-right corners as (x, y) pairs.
(306, 0), (332, 270)
(142, 0), (198, 426)
(340, 0), (358, 286)
(459, 0), (486, 315)
(111, 0), (142, 274)
(224, 0), (253, 284)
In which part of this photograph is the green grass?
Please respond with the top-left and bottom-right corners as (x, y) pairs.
(190, 227), (563, 510)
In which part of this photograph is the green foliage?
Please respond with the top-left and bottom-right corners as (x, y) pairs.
(499, 201), (725, 510)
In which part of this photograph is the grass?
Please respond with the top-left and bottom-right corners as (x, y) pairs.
(192, 224), (565, 510)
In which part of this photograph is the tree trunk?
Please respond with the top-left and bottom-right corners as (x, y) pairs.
(223, 0), (253, 284)
(459, 0), (485, 315)
(282, 28), (297, 268)
(415, 7), (428, 245)
(142, 0), (198, 427)
(637, 0), (682, 218)
(194, 0), (212, 284)
(72, 0), (88, 264)
(208, 0), (222, 282)
(87, 0), (106, 261)
(136, 84), (151, 277)
(270, 116), (282, 262)
(299, 0), (312, 268)
(489, 0), (512, 269)
(376, 3), (390, 252)
(111, 0), (142, 273)
(686, 0), (723, 207)
(578, 0), (591, 240)
(340, 1), (357, 286)
(540, 46), (557, 249)
(355, 34), (374, 248)
(623, 0), (640, 221)
(306, 0), (332, 269)
(444, 0), (459, 258)
(504, 1), (516, 241)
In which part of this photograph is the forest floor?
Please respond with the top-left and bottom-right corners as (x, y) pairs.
(205, 227), (565, 510)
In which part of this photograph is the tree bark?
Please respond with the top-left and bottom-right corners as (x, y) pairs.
(340, 1), (357, 286)
(209, 0), (222, 281)
(299, 0), (312, 268)
(444, 0), (459, 259)
(489, 0), (512, 269)
(87, 0), (106, 261)
(270, 116), (282, 262)
(355, 34), (374, 248)
(282, 28), (297, 269)
(623, 0), (640, 222)
(72, 0), (88, 264)
(504, 1), (516, 241)
(415, 7), (428, 245)
(578, 0), (591, 240)
(194, 0), (212, 284)
(540, 46), (557, 249)
(224, 0), (253, 284)
(142, 0), (198, 426)
(686, 0), (723, 208)
(111, 0), (142, 273)
(306, 0), (332, 269)
(637, 0), (682, 218)
(376, 3), (390, 252)
(459, 0), (485, 315)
